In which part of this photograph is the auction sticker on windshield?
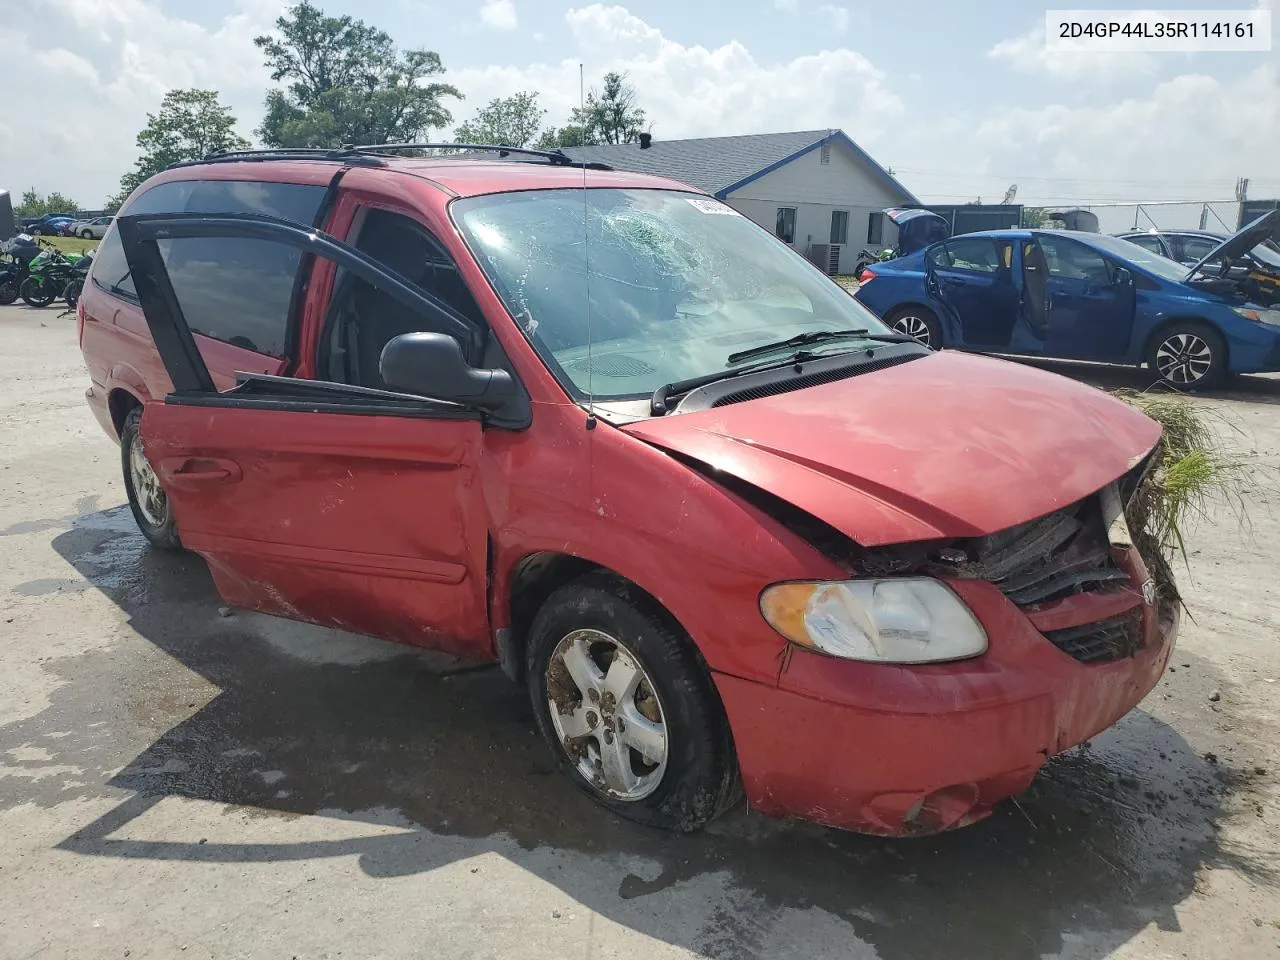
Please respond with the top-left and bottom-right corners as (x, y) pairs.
(1046, 9), (1271, 51)
(687, 197), (739, 215)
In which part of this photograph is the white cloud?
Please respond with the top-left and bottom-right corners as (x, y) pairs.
(989, 23), (1157, 80)
(453, 4), (904, 144)
(480, 0), (518, 31)
(0, 0), (280, 205)
(774, 0), (799, 11)
(818, 4), (850, 34)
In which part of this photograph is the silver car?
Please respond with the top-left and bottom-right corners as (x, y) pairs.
(70, 216), (114, 239)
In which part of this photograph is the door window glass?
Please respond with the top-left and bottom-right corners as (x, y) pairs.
(1124, 234), (1167, 256)
(322, 209), (484, 388)
(830, 210), (849, 244)
(775, 207), (796, 244)
(1036, 236), (1112, 283)
(1178, 235), (1220, 263)
(931, 237), (1002, 273)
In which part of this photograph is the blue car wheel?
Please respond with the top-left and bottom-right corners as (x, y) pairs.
(1146, 322), (1226, 391)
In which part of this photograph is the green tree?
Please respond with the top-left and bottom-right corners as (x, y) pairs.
(1021, 206), (1051, 227)
(110, 89), (249, 209)
(255, 1), (461, 148)
(453, 91), (546, 148)
(534, 124), (591, 149)
(575, 71), (646, 145)
(15, 189), (80, 217)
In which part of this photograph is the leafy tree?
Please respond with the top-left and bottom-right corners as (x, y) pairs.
(255, 1), (461, 148)
(534, 124), (591, 150)
(453, 92), (546, 148)
(1021, 206), (1051, 228)
(575, 71), (646, 145)
(108, 89), (250, 209)
(15, 189), (80, 217)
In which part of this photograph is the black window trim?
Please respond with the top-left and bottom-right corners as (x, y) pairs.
(116, 212), (485, 402)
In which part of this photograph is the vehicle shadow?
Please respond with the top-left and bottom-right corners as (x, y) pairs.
(8, 507), (1274, 960)
(1003, 354), (1280, 406)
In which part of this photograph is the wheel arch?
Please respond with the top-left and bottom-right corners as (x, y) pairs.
(884, 301), (944, 347)
(106, 388), (143, 439)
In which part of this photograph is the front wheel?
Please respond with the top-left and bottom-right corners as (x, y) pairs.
(80, 230), (93, 239)
(62, 279), (83, 309)
(886, 305), (942, 349)
(1146, 322), (1226, 390)
(526, 573), (738, 831)
(19, 276), (56, 308)
(121, 406), (182, 549)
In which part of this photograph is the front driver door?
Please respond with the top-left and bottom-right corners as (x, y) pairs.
(116, 213), (497, 658)
(925, 236), (1019, 347)
(1035, 234), (1137, 361)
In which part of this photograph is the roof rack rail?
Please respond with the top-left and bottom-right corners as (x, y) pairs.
(167, 148), (387, 170)
(343, 143), (613, 171)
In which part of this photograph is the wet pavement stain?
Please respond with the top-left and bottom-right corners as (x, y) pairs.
(1, 507), (1274, 960)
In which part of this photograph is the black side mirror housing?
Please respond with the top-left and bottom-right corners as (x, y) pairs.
(1112, 266), (1133, 286)
(379, 332), (516, 413)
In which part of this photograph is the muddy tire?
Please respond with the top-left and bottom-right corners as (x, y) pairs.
(1146, 321), (1226, 391)
(886, 305), (942, 349)
(526, 572), (738, 832)
(121, 406), (181, 550)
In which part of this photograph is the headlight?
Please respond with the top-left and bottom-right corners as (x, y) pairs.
(1232, 306), (1280, 326)
(760, 578), (987, 663)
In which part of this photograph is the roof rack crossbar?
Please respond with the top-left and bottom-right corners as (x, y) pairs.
(167, 148), (387, 170)
(342, 142), (613, 171)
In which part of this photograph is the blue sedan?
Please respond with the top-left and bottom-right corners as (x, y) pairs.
(853, 210), (1280, 389)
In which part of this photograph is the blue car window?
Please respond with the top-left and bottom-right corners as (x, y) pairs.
(930, 238), (1002, 273)
(1037, 236), (1112, 284)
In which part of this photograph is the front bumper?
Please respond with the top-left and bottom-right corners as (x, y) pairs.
(715, 566), (1178, 836)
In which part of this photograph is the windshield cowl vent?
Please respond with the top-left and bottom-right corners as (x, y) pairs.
(703, 353), (921, 409)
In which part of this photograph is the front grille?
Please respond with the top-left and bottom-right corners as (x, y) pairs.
(966, 496), (1129, 608)
(1044, 610), (1144, 663)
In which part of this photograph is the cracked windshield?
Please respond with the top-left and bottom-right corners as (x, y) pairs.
(455, 188), (890, 398)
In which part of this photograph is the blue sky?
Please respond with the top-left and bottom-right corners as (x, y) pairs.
(2, 0), (1276, 207)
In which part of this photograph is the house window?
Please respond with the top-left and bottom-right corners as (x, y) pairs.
(819, 142), (831, 165)
(830, 210), (849, 245)
(775, 207), (797, 244)
(867, 212), (884, 245)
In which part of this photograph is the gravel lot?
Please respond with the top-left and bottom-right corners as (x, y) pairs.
(1, 301), (1277, 959)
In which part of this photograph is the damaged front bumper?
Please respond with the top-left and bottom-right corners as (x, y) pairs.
(715, 542), (1178, 837)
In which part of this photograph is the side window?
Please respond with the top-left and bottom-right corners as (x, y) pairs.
(931, 238), (1002, 273)
(1125, 234), (1167, 256)
(830, 210), (849, 244)
(322, 208), (484, 388)
(1037, 236), (1111, 283)
(867, 212), (884, 245)
(90, 179), (327, 357)
(1178, 236), (1220, 264)
(775, 207), (796, 244)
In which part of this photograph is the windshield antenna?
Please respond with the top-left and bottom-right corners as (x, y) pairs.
(581, 61), (596, 430)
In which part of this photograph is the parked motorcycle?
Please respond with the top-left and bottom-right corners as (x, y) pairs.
(0, 234), (41, 305)
(61, 248), (95, 309)
(851, 246), (895, 278)
(19, 245), (86, 308)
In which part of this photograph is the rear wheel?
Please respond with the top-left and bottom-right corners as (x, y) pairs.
(526, 573), (738, 831)
(0, 279), (17, 305)
(19, 277), (56, 308)
(886, 305), (942, 349)
(80, 230), (93, 239)
(1146, 322), (1226, 390)
(121, 406), (181, 550)
(62, 279), (83, 309)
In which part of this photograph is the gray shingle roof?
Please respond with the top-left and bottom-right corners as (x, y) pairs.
(560, 130), (839, 195)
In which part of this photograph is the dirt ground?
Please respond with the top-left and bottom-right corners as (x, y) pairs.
(1, 302), (1278, 960)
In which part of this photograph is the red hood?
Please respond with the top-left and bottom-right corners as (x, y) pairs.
(623, 351), (1161, 546)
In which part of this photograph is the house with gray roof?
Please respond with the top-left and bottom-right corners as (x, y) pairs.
(563, 129), (918, 275)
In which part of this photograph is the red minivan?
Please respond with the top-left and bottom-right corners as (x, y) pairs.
(79, 147), (1177, 836)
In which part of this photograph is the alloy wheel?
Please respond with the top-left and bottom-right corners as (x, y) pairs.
(1155, 332), (1213, 385)
(892, 314), (933, 347)
(129, 432), (168, 527)
(545, 628), (669, 801)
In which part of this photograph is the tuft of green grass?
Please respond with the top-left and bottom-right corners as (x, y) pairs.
(41, 236), (98, 255)
(1113, 388), (1252, 607)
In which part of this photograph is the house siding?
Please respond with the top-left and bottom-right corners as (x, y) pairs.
(724, 140), (908, 273)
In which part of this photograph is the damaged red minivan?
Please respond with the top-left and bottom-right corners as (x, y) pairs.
(78, 146), (1177, 836)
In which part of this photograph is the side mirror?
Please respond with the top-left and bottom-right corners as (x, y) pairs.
(1112, 266), (1133, 286)
(379, 332), (516, 413)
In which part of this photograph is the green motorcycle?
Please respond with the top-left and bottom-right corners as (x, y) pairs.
(19, 247), (85, 308)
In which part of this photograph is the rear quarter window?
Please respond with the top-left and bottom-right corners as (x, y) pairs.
(90, 179), (327, 357)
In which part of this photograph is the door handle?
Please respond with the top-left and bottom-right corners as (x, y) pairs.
(158, 457), (243, 485)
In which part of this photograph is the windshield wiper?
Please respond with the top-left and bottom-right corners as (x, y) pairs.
(726, 329), (919, 365)
(650, 354), (824, 415)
